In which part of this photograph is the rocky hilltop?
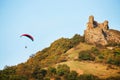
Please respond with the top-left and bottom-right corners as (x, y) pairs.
(84, 15), (120, 45)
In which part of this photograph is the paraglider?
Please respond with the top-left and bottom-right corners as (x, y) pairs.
(20, 34), (34, 41)
(20, 34), (34, 48)
(25, 46), (27, 48)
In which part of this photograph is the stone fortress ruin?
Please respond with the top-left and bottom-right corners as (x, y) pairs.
(84, 15), (120, 46)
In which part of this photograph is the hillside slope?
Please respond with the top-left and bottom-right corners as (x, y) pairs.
(1, 33), (120, 80)
(53, 42), (120, 79)
(65, 42), (95, 60)
(1, 20), (120, 79)
(57, 61), (120, 79)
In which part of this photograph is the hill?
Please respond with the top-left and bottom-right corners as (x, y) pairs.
(1, 16), (120, 80)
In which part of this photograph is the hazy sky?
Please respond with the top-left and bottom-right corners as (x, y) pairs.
(0, 0), (120, 70)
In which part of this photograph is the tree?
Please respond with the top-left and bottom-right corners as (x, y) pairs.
(32, 67), (47, 80)
(47, 67), (56, 77)
(56, 64), (70, 76)
(64, 71), (78, 80)
(79, 50), (95, 61)
(71, 34), (84, 47)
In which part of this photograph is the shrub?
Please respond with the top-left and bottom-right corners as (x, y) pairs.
(44, 77), (50, 80)
(9, 75), (28, 80)
(56, 64), (70, 76)
(91, 47), (100, 56)
(106, 76), (120, 80)
(77, 74), (100, 80)
(113, 50), (120, 56)
(71, 34), (84, 47)
(64, 70), (78, 80)
(0, 73), (9, 80)
(107, 56), (120, 66)
(98, 54), (104, 59)
(47, 67), (56, 77)
(114, 56), (120, 66)
(79, 50), (95, 61)
(107, 58), (114, 64)
(32, 67), (47, 80)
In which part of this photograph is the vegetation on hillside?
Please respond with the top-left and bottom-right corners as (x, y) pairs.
(78, 47), (120, 66)
(1, 64), (120, 80)
(26, 34), (84, 67)
(0, 34), (85, 80)
(0, 33), (120, 80)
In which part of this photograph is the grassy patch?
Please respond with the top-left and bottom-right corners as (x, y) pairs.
(56, 61), (120, 79)
(66, 43), (95, 60)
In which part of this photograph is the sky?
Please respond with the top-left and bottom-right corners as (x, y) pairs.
(0, 0), (120, 70)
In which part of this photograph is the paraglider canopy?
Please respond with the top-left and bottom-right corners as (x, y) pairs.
(20, 34), (34, 41)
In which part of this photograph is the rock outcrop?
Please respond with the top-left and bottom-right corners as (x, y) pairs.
(84, 15), (120, 46)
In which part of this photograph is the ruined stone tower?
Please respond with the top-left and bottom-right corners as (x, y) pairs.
(84, 15), (120, 46)
(84, 16), (109, 45)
